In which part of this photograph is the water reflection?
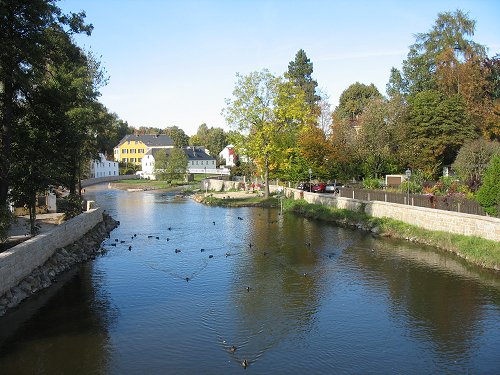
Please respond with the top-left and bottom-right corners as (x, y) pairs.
(0, 263), (116, 375)
(0, 185), (498, 374)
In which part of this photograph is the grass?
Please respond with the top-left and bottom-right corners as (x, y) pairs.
(284, 199), (500, 271)
(198, 194), (280, 208)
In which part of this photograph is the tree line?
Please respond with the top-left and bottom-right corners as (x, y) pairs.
(222, 10), (499, 215)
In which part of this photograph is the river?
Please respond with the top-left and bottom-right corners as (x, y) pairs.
(0, 184), (499, 374)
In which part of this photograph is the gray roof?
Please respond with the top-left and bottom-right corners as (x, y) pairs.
(144, 146), (215, 161)
(118, 134), (174, 147)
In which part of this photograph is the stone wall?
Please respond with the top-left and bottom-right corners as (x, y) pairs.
(282, 188), (500, 242)
(204, 179), (244, 192)
(0, 208), (104, 296)
(81, 174), (139, 188)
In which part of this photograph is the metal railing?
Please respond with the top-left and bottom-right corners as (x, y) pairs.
(337, 188), (487, 216)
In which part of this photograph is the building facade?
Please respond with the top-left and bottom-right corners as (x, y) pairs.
(90, 153), (119, 178)
(113, 134), (175, 166)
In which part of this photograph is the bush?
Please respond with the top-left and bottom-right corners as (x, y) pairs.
(476, 154), (500, 216)
(57, 194), (83, 219)
(0, 206), (12, 241)
(362, 178), (383, 189)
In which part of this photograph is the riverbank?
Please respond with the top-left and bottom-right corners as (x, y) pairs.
(195, 193), (500, 271)
(0, 213), (118, 317)
(193, 191), (279, 207)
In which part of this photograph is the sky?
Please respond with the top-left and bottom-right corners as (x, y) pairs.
(59, 0), (500, 136)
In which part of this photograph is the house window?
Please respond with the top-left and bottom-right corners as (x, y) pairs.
(130, 149), (136, 153)
(130, 158), (136, 163)
(122, 149), (128, 154)
(138, 158), (142, 162)
(108, 163), (111, 167)
(123, 158), (128, 162)
(138, 148), (144, 153)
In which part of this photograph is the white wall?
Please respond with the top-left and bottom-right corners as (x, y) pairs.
(90, 153), (119, 178)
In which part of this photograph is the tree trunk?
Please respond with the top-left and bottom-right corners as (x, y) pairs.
(264, 156), (270, 198)
(29, 193), (37, 235)
(0, 77), (14, 207)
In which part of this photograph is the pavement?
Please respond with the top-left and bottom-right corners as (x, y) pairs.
(6, 213), (66, 242)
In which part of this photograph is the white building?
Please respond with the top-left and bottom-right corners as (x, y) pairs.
(219, 144), (238, 167)
(90, 153), (119, 178)
(141, 147), (219, 180)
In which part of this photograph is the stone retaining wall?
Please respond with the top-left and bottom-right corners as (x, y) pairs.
(204, 179), (244, 192)
(281, 187), (500, 242)
(0, 208), (104, 296)
(81, 174), (139, 188)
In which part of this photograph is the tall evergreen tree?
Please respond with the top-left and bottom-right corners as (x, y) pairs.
(286, 49), (320, 110)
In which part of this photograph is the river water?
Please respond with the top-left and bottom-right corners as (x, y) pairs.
(0, 185), (499, 374)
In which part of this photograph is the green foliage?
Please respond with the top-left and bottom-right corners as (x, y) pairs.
(58, 194), (83, 220)
(223, 69), (312, 196)
(334, 82), (382, 120)
(154, 148), (188, 182)
(164, 126), (189, 147)
(286, 49), (320, 108)
(362, 178), (384, 190)
(408, 90), (477, 177)
(452, 138), (500, 191)
(0, 206), (12, 242)
(476, 154), (500, 216)
(189, 123), (228, 156)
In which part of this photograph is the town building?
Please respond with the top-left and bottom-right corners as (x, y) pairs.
(219, 144), (238, 167)
(113, 134), (175, 166)
(89, 153), (119, 178)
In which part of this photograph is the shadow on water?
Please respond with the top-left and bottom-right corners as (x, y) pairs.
(0, 262), (117, 375)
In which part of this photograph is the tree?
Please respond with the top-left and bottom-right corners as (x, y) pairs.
(154, 148), (188, 182)
(476, 154), (500, 216)
(223, 70), (311, 197)
(398, 9), (486, 97)
(0, 0), (92, 208)
(452, 139), (500, 191)
(286, 49), (320, 109)
(356, 98), (399, 178)
(334, 82), (382, 121)
(407, 90), (477, 177)
(164, 125), (189, 147)
(317, 89), (332, 136)
(190, 123), (228, 156)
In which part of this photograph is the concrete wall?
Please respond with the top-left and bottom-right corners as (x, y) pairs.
(204, 179), (243, 192)
(0, 208), (104, 296)
(81, 174), (139, 188)
(281, 187), (500, 242)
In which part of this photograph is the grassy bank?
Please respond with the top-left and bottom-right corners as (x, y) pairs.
(284, 199), (500, 271)
(110, 179), (199, 192)
(195, 194), (280, 208)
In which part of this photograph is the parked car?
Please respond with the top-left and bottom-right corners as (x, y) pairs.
(325, 183), (343, 194)
(311, 183), (327, 193)
(297, 182), (312, 191)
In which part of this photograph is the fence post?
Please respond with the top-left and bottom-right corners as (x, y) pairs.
(457, 202), (461, 213)
(368, 192), (371, 201)
(404, 196), (407, 205)
(352, 190), (355, 199)
(385, 193), (387, 202)
(411, 197), (414, 206)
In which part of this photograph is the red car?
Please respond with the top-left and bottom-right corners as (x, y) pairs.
(311, 183), (326, 193)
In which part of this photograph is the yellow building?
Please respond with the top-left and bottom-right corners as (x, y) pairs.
(113, 134), (175, 165)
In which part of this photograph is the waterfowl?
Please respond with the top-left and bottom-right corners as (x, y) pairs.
(120, 240), (125, 243)
(213, 221), (216, 225)
(110, 243), (116, 247)
(200, 248), (205, 252)
(237, 216), (243, 220)
(230, 345), (237, 353)
(156, 236), (159, 240)
(168, 227), (172, 231)
(246, 286), (251, 292)
(249, 243), (252, 248)
(242, 359), (249, 369)
(134, 234), (137, 237)
(148, 235), (154, 238)
(225, 252), (231, 257)
(175, 249), (181, 253)
(185, 277), (190, 282)
(115, 239), (119, 242)
(128, 246), (132, 251)
(209, 255), (214, 259)
(167, 238), (170, 241)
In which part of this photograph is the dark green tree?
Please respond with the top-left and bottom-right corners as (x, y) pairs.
(408, 90), (477, 177)
(286, 49), (320, 109)
(334, 82), (382, 121)
(154, 148), (188, 182)
(164, 125), (189, 147)
(0, 0), (92, 208)
(476, 154), (500, 216)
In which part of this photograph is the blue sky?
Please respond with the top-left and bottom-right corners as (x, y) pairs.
(60, 0), (500, 136)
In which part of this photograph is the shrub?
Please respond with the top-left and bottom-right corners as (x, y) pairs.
(362, 178), (383, 189)
(476, 154), (500, 216)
